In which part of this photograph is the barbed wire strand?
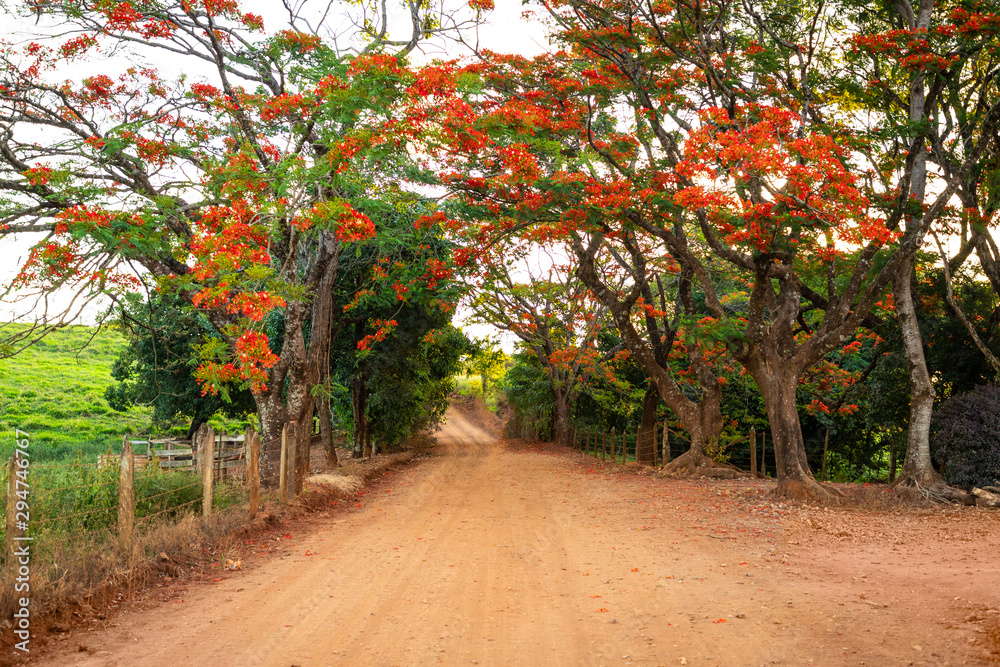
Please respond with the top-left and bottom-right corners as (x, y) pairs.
(33, 478), (120, 494)
(31, 461), (102, 469)
(34, 504), (116, 526)
(137, 479), (204, 504)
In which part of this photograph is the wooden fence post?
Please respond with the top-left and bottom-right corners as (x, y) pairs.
(889, 441), (898, 483)
(279, 423), (289, 504)
(663, 423), (670, 465)
(601, 430), (606, 461)
(821, 429), (830, 482)
(608, 427), (614, 463)
(202, 426), (214, 517)
(248, 430), (260, 520)
(760, 431), (767, 478)
(652, 426), (659, 466)
(286, 422), (297, 501)
(750, 426), (757, 478)
(295, 418), (307, 496)
(118, 437), (134, 552)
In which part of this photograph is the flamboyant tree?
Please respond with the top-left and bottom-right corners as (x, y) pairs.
(0, 0), (482, 474)
(419, 48), (747, 474)
(325, 202), (466, 460)
(843, 0), (1000, 494)
(419, 0), (1000, 498)
(467, 243), (611, 448)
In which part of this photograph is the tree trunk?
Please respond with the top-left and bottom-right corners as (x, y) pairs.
(256, 389), (288, 487)
(319, 393), (337, 466)
(362, 388), (372, 459)
(892, 258), (945, 489)
(552, 394), (570, 448)
(888, 0), (948, 496)
(752, 365), (841, 501)
(636, 383), (658, 465)
(660, 400), (735, 476)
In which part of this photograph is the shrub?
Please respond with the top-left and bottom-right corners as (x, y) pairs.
(932, 384), (1000, 488)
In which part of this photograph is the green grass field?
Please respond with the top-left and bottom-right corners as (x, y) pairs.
(0, 324), (152, 461)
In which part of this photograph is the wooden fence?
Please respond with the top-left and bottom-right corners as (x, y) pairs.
(10, 421), (306, 563)
(566, 421), (773, 476)
(567, 422), (670, 466)
(99, 429), (247, 479)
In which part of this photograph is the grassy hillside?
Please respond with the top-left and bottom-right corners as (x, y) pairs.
(0, 324), (152, 461)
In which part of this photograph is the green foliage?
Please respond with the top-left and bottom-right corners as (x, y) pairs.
(104, 294), (256, 436)
(502, 351), (553, 425)
(464, 336), (506, 397)
(365, 322), (470, 448)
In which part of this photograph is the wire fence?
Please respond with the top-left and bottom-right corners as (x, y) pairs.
(1, 420), (312, 616)
(566, 420), (773, 475)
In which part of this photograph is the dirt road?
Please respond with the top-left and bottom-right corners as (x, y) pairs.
(34, 405), (999, 666)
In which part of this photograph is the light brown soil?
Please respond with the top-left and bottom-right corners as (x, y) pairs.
(29, 406), (1000, 666)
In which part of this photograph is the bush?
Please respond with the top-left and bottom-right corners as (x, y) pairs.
(932, 384), (1000, 488)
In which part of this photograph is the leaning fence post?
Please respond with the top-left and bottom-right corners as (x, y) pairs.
(750, 426), (758, 477)
(118, 436), (135, 552)
(279, 423), (289, 504)
(760, 431), (767, 477)
(248, 430), (260, 520)
(202, 426), (214, 517)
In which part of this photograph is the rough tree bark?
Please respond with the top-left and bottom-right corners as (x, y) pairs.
(319, 393), (337, 466)
(747, 361), (842, 500)
(892, 259), (946, 491)
(254, 236), (339, 486)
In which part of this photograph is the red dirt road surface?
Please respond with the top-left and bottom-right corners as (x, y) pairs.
(33, 405), (1000, 666)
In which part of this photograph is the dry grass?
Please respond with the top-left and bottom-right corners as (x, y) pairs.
(0, 486), (277, 661)
(306, 473), (363, 495)
(0, 432), (437, 661)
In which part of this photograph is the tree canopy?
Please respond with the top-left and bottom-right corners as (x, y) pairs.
(3, 0), (1000, 500)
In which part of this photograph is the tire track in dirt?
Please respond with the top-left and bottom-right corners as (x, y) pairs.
(32, 406), (987, 666)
